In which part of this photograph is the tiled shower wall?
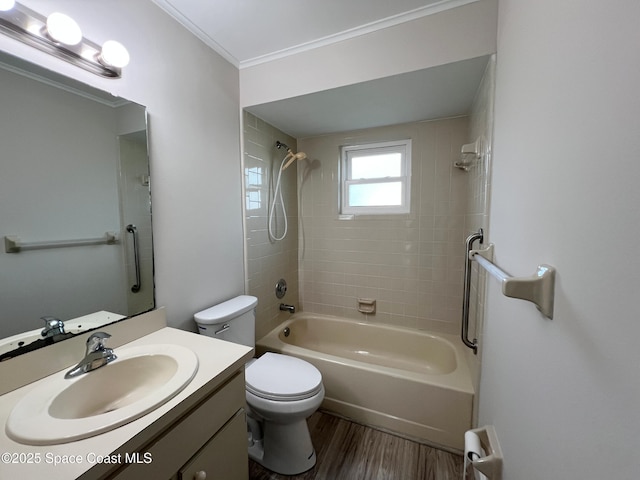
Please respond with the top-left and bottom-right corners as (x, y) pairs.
(243, 111), (299, 340)
(298, 117), (470, 334)
(466, 55), (496, 346)
(465, 55), (495, 422)
(244, 58), (494, 343)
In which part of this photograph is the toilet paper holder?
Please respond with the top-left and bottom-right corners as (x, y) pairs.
(465, 425), (503, 479)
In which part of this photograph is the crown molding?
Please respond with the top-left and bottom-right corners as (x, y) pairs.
(239, 0), (479, 69)
(152, 0), (479, 70)
(151, 0), (240, 67)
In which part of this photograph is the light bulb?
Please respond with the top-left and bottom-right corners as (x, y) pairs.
(0, 0), (15, 12)
(99, 40), (130, 69)
(45, 12), (82, 46)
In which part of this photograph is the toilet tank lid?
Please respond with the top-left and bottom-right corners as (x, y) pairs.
(194, 295), (258, 324)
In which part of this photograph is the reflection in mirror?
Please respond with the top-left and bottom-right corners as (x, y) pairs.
(0, 51), (154, 360)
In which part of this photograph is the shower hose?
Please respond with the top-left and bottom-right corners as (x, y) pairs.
(268, 154), (289, 241)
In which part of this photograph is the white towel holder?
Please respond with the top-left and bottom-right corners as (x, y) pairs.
(470, 244), (556, 319)
(4, 232), (118, 253)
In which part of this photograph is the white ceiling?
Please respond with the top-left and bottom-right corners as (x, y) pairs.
(151, 0), (476, 67)
(152, 0), (490, 138)
(246, 56), (490, 138)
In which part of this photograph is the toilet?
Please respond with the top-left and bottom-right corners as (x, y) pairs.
(194, 295), (325, 475)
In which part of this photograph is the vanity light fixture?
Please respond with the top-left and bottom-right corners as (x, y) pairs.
(44, 12), (82, 46)
(0, 0), (15, 12)
(98, 40), (130, 69)
(0, 1), (129, 78)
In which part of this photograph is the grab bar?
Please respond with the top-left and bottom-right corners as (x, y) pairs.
(126, 224), (141, 293)
(470, 244), (556, 319)
(461, 228), (484, 354)
(4, 232), (117, 253)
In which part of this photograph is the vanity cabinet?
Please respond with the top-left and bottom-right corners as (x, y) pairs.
(177, 411), (247, 480)
(106, 370), (248, 480)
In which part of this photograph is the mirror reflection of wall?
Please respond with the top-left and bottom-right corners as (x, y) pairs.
(117, 130), (154, 317)
(0, 54), (154, 347)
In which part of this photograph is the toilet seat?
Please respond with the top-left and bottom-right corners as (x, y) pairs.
(246, 352), (322, 401)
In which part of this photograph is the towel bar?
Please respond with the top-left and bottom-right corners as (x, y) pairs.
(4, 232), (118, 253)
(470, 244), (556, 319)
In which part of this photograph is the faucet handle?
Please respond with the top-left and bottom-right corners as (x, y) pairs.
(41, 316), (62, 324)
(40, 316), (65, 337)
(86, 332), (111, 354)
(65, 332), (116, 379)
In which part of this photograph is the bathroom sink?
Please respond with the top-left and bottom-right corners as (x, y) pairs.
(6, 344), (198, 445)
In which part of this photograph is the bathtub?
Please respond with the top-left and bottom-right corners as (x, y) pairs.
(256, 313), (474, 451)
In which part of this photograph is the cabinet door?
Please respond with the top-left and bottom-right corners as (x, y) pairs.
(179, 410), (248, 480)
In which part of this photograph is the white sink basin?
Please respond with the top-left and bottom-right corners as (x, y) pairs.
(6, 344), (198, 445)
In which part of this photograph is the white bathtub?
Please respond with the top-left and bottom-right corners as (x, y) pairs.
(256, 313), (474, 451)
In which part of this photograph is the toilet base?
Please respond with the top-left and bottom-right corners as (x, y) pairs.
(248, 417), (316, 475)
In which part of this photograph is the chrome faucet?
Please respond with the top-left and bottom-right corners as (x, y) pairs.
(65, 332), (117, 379)
(279, 303), (295, 314)
(41, 316), (65, 338)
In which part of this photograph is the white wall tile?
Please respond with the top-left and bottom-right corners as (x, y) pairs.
(243, 112), (299, 339)
(299, 116), (470, 334)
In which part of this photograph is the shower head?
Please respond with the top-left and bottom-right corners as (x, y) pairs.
(276, 140), (306, 170)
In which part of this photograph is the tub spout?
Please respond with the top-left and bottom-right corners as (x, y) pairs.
(279, 303), (295, 314)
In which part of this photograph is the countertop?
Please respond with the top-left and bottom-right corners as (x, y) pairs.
(0, 326), (253, 479)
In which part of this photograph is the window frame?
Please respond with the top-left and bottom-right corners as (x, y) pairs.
(340, 139), (412, 215)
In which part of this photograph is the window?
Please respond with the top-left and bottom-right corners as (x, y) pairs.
(244, 166), (264, 211)
(340, 139), (411, 215)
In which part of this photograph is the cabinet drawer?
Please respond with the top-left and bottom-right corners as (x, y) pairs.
(179, 410), (247, 480)
(111, 371), (245, 479)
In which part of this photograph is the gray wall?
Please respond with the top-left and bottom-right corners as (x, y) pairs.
(479, 0), (640, 477)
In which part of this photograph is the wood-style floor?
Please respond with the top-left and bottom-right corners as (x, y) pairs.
(249, 411), (463, 480)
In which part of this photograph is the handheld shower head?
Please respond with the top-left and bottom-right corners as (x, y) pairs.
(276, 140), (306, 169)
(282, 150), (307, 170)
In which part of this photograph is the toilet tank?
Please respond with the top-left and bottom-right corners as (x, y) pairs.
(194, 295), (257, 348)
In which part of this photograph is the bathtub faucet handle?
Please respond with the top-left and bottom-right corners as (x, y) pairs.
(279, 303), (295, 314)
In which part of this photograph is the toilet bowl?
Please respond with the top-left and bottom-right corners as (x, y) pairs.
(194, 296), (325, 475)
(245, 352), (324, 474)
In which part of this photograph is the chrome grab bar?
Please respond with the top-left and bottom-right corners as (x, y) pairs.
(126, 224), (141, 293)
(461, 228), (484, 354)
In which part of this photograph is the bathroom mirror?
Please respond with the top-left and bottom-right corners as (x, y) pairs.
(0, 50), (154, 360)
